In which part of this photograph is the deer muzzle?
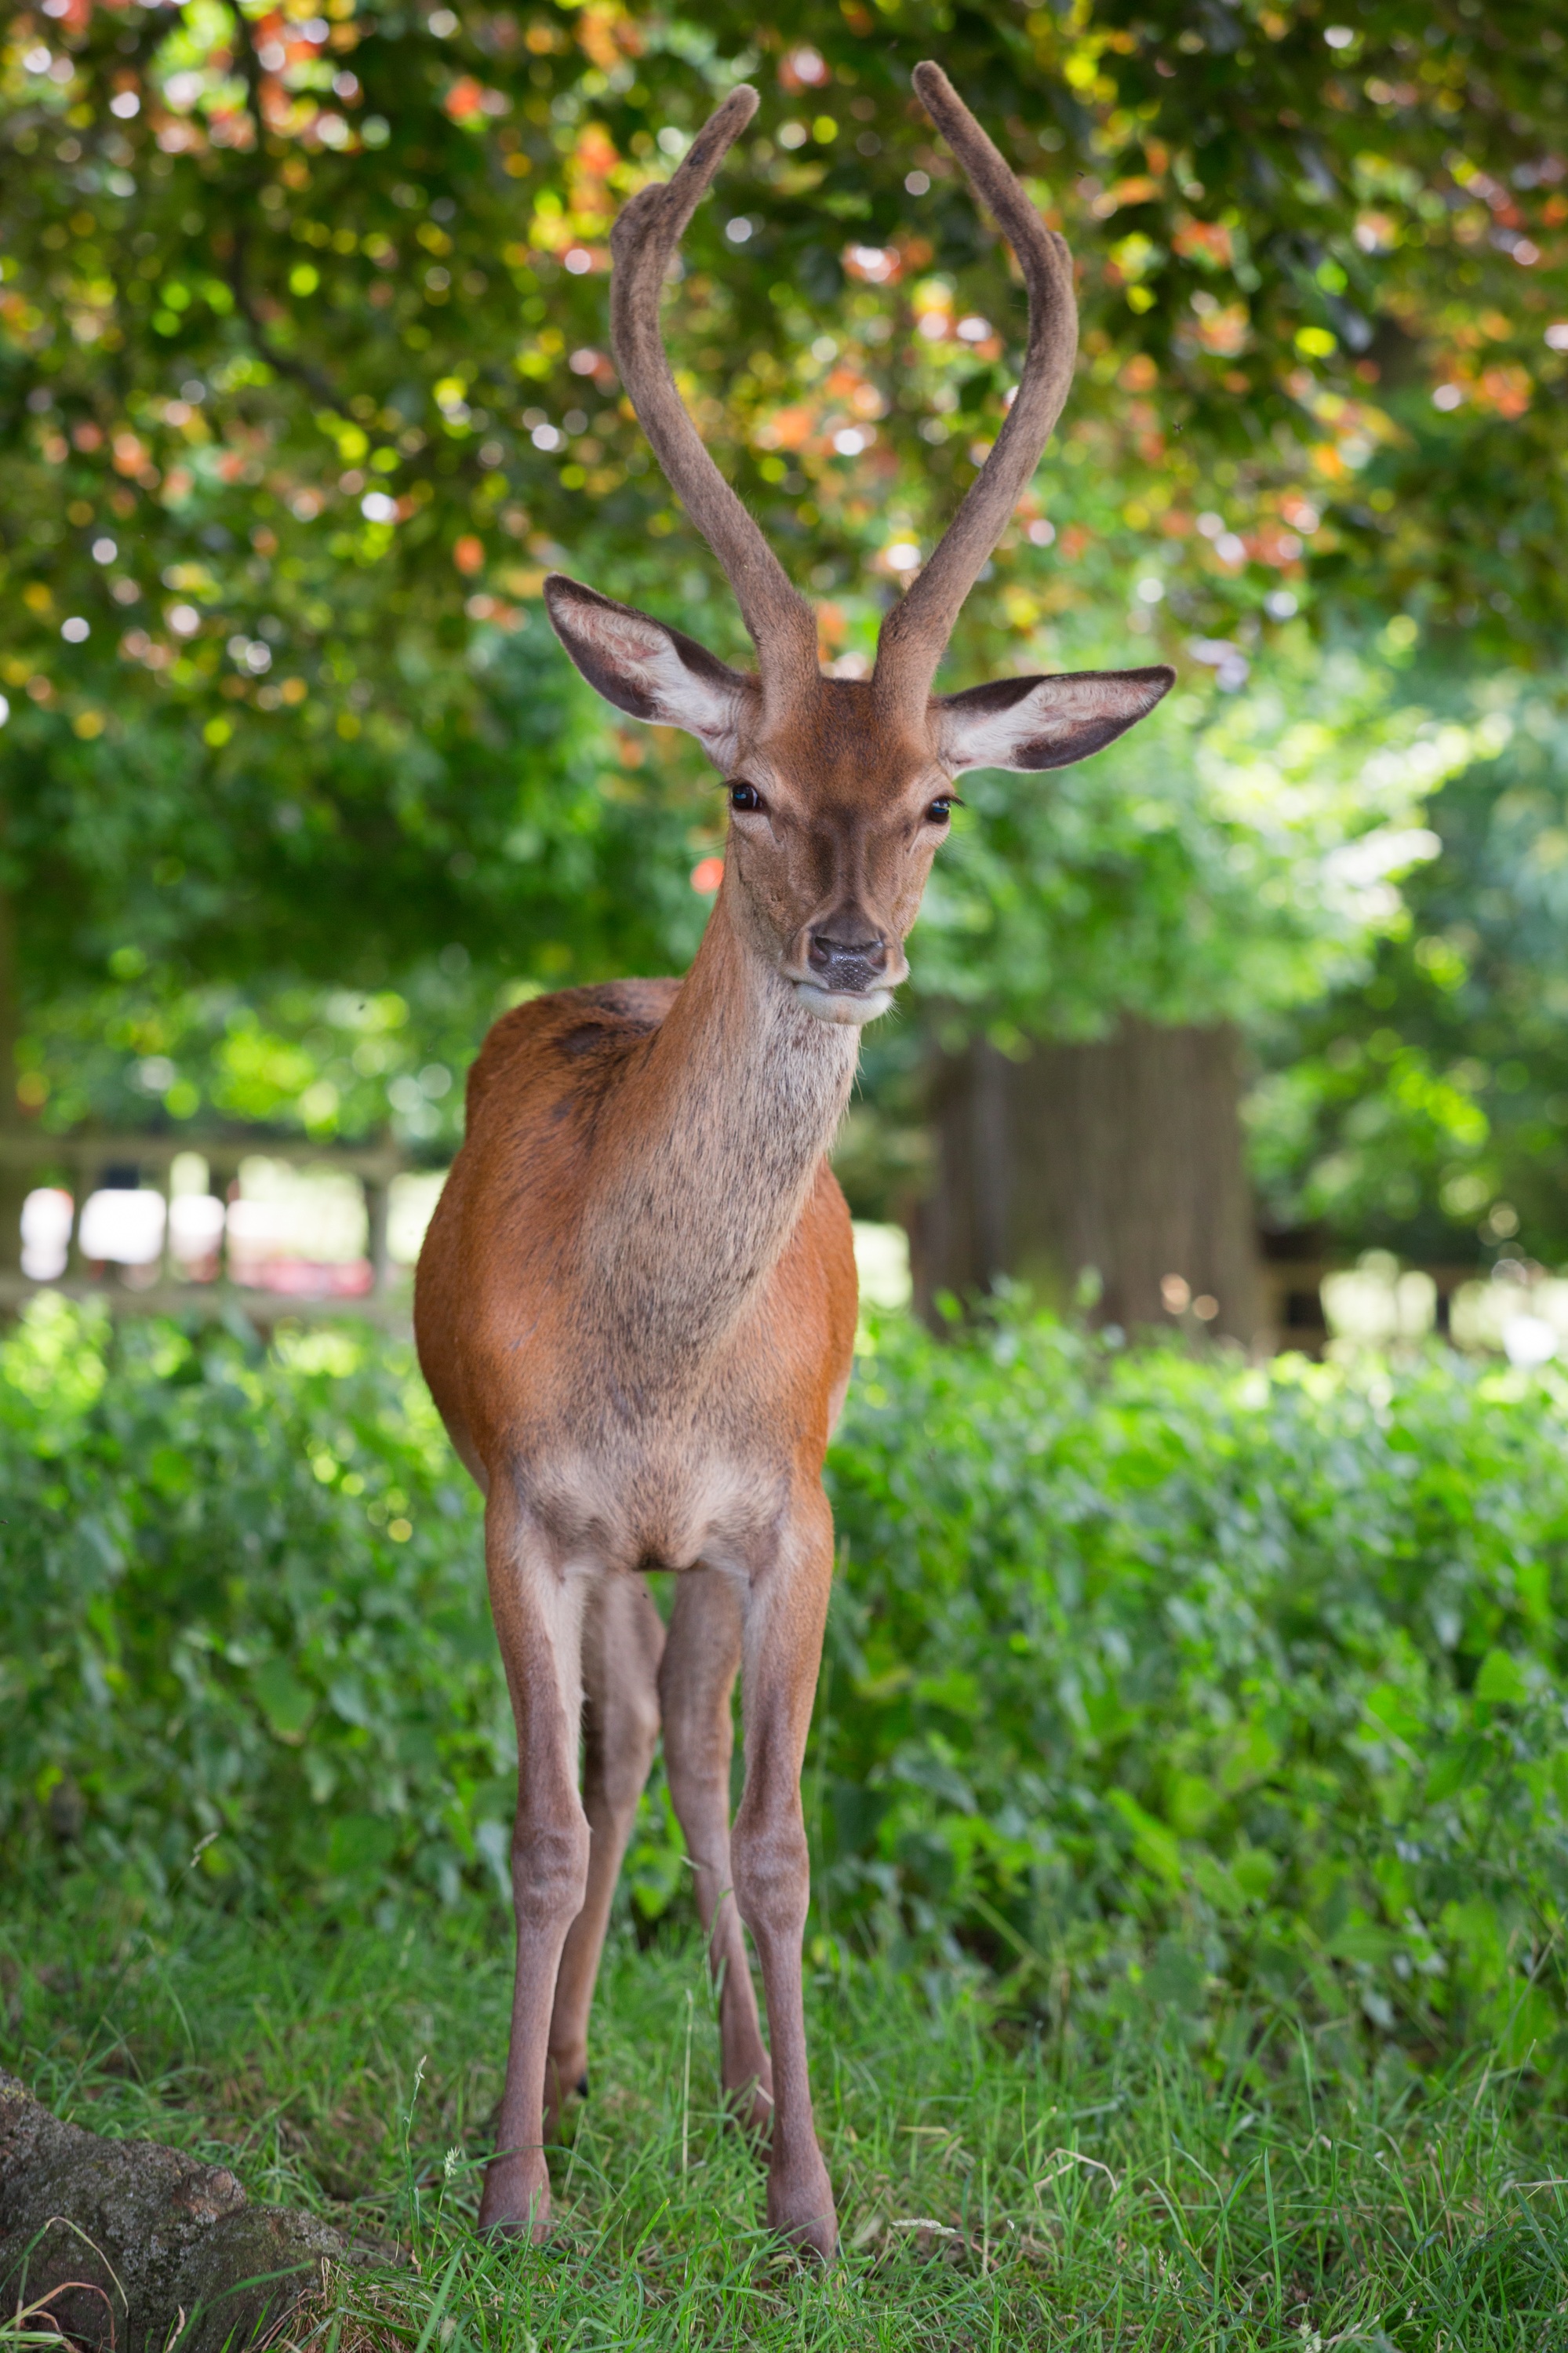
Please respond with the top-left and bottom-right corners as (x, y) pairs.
(789, 919), (904, 1025)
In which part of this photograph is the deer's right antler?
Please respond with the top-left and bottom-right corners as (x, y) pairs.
(610, 88), (821, 713)
(873, 64), (1079, 712)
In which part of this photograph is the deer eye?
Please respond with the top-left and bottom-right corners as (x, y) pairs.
(729, 781), (765, 813)
(926, 797), (953, 824)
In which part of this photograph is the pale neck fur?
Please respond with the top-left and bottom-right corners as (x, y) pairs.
(580, 880), (859, 1367)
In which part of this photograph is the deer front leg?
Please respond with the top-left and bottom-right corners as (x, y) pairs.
(544, 1572), (663, 2140)
(660, 1568), (773, 2131)
(480, 1496), (591, 2238)
(731, 1495), (837, 2259)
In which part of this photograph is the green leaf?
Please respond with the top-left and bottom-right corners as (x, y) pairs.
(1165, 1772), (1221, 1835)
(1474, 1648), (1530, 1706)
(252, 1658), (317, 1742)
(1329, 1915), (1399, 1965)
(1188, 1852), (1247, 1918)
(1231, 1847), (1281, 1903)
(1426, 1739), (1484, 1801)
(1365, 1682), (1426, 1747)
(1108, 1788), (1184, 1892)
(912, 1668), (981, 1715)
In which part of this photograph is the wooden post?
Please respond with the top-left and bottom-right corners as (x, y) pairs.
(207, 1157), (240, 1288)
(67, 1152), (94, 1280)
(363, 1174), (391, 1298)
(153, 1159), (174, 1285)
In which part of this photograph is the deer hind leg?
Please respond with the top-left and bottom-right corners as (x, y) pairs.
(480, 1495), (592, 2238)
(544, 1572), (663, 2141)
(731, 1493), (837, 2259)
(660, 1567), (773, 2133)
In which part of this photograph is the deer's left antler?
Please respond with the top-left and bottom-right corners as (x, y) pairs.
(873, 64), (1079, 708)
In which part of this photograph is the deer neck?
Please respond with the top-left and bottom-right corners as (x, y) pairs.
(584, 883), (858, 1363)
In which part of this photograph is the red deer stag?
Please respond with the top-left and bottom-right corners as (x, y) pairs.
(415, 61), (1172, 2256)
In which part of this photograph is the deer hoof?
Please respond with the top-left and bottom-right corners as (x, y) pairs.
(767, 2157), (838, 2263)
(477, 2155), (552, 2241)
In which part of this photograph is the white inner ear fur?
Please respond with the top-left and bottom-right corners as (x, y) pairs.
(566, 600), (749, 765)
(939, 671), (1170, 776)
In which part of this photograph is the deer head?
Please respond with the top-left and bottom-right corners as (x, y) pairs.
(546, 65), (1173, 1026)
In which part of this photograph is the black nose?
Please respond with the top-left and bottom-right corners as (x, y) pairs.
(806, 929), (889, 993)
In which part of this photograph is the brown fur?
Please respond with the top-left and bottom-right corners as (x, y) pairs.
(413, 64), (1173, 2260)
(417, 913), (857, 2253)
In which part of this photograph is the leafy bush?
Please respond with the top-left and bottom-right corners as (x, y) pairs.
(2, 1295), (1564, 2085)
(0, 1297), (501, 1905)
(823, 1309), (1568, 2077)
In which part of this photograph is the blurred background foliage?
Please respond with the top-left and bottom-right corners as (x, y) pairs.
(3, 0), (1568, 1282)
(1253, 676), (1568, 1266)
(5, 1299), (1563, 2088)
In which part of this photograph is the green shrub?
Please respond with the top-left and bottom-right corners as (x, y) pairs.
(0, 1296), (500, 1905)
(823, 1309), (1568, 2076)
(2, 1295), (1564, 2084)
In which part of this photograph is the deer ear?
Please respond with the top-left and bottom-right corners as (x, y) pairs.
(544, 575), (756, 765)
(936, 665), (1174, 774)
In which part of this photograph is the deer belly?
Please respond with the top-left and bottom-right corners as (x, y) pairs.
(521, 1441), (792, 1576)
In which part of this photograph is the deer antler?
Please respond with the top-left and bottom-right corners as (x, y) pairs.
(874, 64), (1079, 711)
(610, 88), (821, 709)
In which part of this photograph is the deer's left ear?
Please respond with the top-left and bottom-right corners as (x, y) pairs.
(935, 665), (1174, 774)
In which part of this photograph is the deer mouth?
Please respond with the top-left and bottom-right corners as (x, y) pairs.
(785, 917), (904, 1024)
(790, 978), (897, 1027)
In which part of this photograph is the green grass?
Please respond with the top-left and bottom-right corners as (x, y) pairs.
(4, 1889), (1566, 2350)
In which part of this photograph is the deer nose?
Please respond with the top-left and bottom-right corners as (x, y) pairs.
(806, 927), (889, 993)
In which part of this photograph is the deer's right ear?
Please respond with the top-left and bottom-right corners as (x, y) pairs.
(544, 576), (756, 767)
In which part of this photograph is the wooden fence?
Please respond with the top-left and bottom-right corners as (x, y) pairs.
(0, 1137), (1505, 1355)
(1261, 1253), (1491, 1357)
(0, 1129), (411, 1326)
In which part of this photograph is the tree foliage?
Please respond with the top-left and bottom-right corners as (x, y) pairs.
(1252, 668), (1568, 1269)
(4, 0), (1567, 1135)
